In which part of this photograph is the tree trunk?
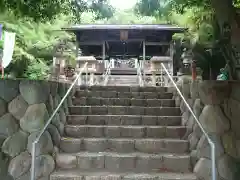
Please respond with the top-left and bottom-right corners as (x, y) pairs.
(211, 0), (240, 79)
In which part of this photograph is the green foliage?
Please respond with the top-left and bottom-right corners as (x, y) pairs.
(0, 12), (72, 79)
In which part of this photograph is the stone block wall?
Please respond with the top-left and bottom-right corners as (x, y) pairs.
(0, 79), (72, 180)
(173, 78), (240, 180)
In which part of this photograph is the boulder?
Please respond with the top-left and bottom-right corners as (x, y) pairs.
(190, 81), (199, 99)
(182, 111), (190, 126)
(0, 80), (19, 102)
(53, 95), (61, 109)
(199, 105), (230, 135)
(46, 94), (54, 115)
(8, 151), (31, 179)
(193, 99), (203, 119)
(49, 82), (58, 96)
(52, 113), (61, 130)
(20, 103), (49, 133)
(27, 131), (53, 156)
(188, 133), (199, 150)
(217, 154), (236, 180)
(58, 83), (66, 98)
(0, 113), (19, 137)
(63, 100), (69, 115)
(2, 131), (28, 157)
(0, 98), (7, 117)
(8, 95), (28, 120)
(198, 81), (229, 105)
(223, 98), (240, 138)
(222, 131), (238, 158)
(34, 155), (55, 179)
(59, 108), (66, 124)
(19, 80), (50, 104)
(47, 124), (61, 146)
(194, 158), (212, 180)
(190, 150), (198, 167)
(197, 134), (224, 159)
(192, 123), (203, 140)
(230, 82), (240, 101)
(0, 135), (6, 146)
(16, 172), (30, 180)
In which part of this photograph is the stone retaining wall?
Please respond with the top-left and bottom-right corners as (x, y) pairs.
(0, 80), (72, 180)
(174, 78), (240, 180)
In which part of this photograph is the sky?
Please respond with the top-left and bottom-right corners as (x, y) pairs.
(109, 0), (137, 10)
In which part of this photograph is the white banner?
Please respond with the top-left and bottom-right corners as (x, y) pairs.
(2, 31), (16, 68)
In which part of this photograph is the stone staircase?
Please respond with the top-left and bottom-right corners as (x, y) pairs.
(107, 75), (139, 86)
(51, 86), (197, 180)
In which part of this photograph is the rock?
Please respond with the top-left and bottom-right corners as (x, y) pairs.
(190, 81), (199, 99)
(16, 172), (30, 180)
(180, 99), (194, 113)
(0, 113), (19, 137)
(0, 135), (6, 146)
(0, 152), (9, 179)
(188, 133), (199, 150)
(192, 123), (203, 140)
(217, 154), (236, 180)
(34, 155), (55, 179)
(2, 131), (28, 157)
(222, 131), (238, 158)
(59, 108), (66, 124)
(8, 151), (31, 179)
(223, 98), (240, 138)
(193, 99), (203, 119)
(19, 80), (50, 104)
(53, 95), (60, 109)
(190, 150), (198, 167)
(199, 105), (230, 135)
(194, 158), (211, 180)
(8, 95), (28, 120)
(197, 134), (224, 159)
(46, 94), (54, 115)
(0, 98), (7, 117)
(47, 124), (61, 146)
(0, 80), (19, 102)
(182, 111), (190, 126)
(230, 82), (240, 101)
(198, 81), (230, 105)
(182, 81), (190, 98)
(27, 131), (53, 156)
(58, 122), (64, 136)
(20, 103), (49, 133)
(49, 82), (58, 96)
(63, 100), (69, 115)
(52, 113), (61, 130)
(58, 83), (66, 98)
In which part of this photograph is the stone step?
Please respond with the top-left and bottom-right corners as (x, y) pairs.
(60, 138), (189, 154)
(73, 97), (175, 107)
(67, 115), (182, 126)
(55, 152), (192, 173)
(75, 90), (173, 99)
(64, 125), (186, 139)
(69, 106), (180, 116)
(78, 85), (167, 93)
(51, 170), (197, 180)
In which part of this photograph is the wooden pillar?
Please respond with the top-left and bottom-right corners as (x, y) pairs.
(102, 41), (106, 68)
(143, 41), (146, 83)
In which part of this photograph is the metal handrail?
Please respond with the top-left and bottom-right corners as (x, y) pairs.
(160, 63), (216, 180)
(30, 62), (88, 180)
(103, 62), (111, 86)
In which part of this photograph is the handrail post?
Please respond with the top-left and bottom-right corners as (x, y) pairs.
(30, 142), (36, 180)
(160, 62), (216, 180)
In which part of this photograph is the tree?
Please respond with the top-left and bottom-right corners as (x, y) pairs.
(169, 0), (240, 79)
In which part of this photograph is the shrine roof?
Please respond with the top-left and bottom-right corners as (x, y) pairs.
(62, 24), (186, 33)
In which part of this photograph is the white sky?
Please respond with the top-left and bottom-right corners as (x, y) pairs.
(109, 0), (137, 9)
